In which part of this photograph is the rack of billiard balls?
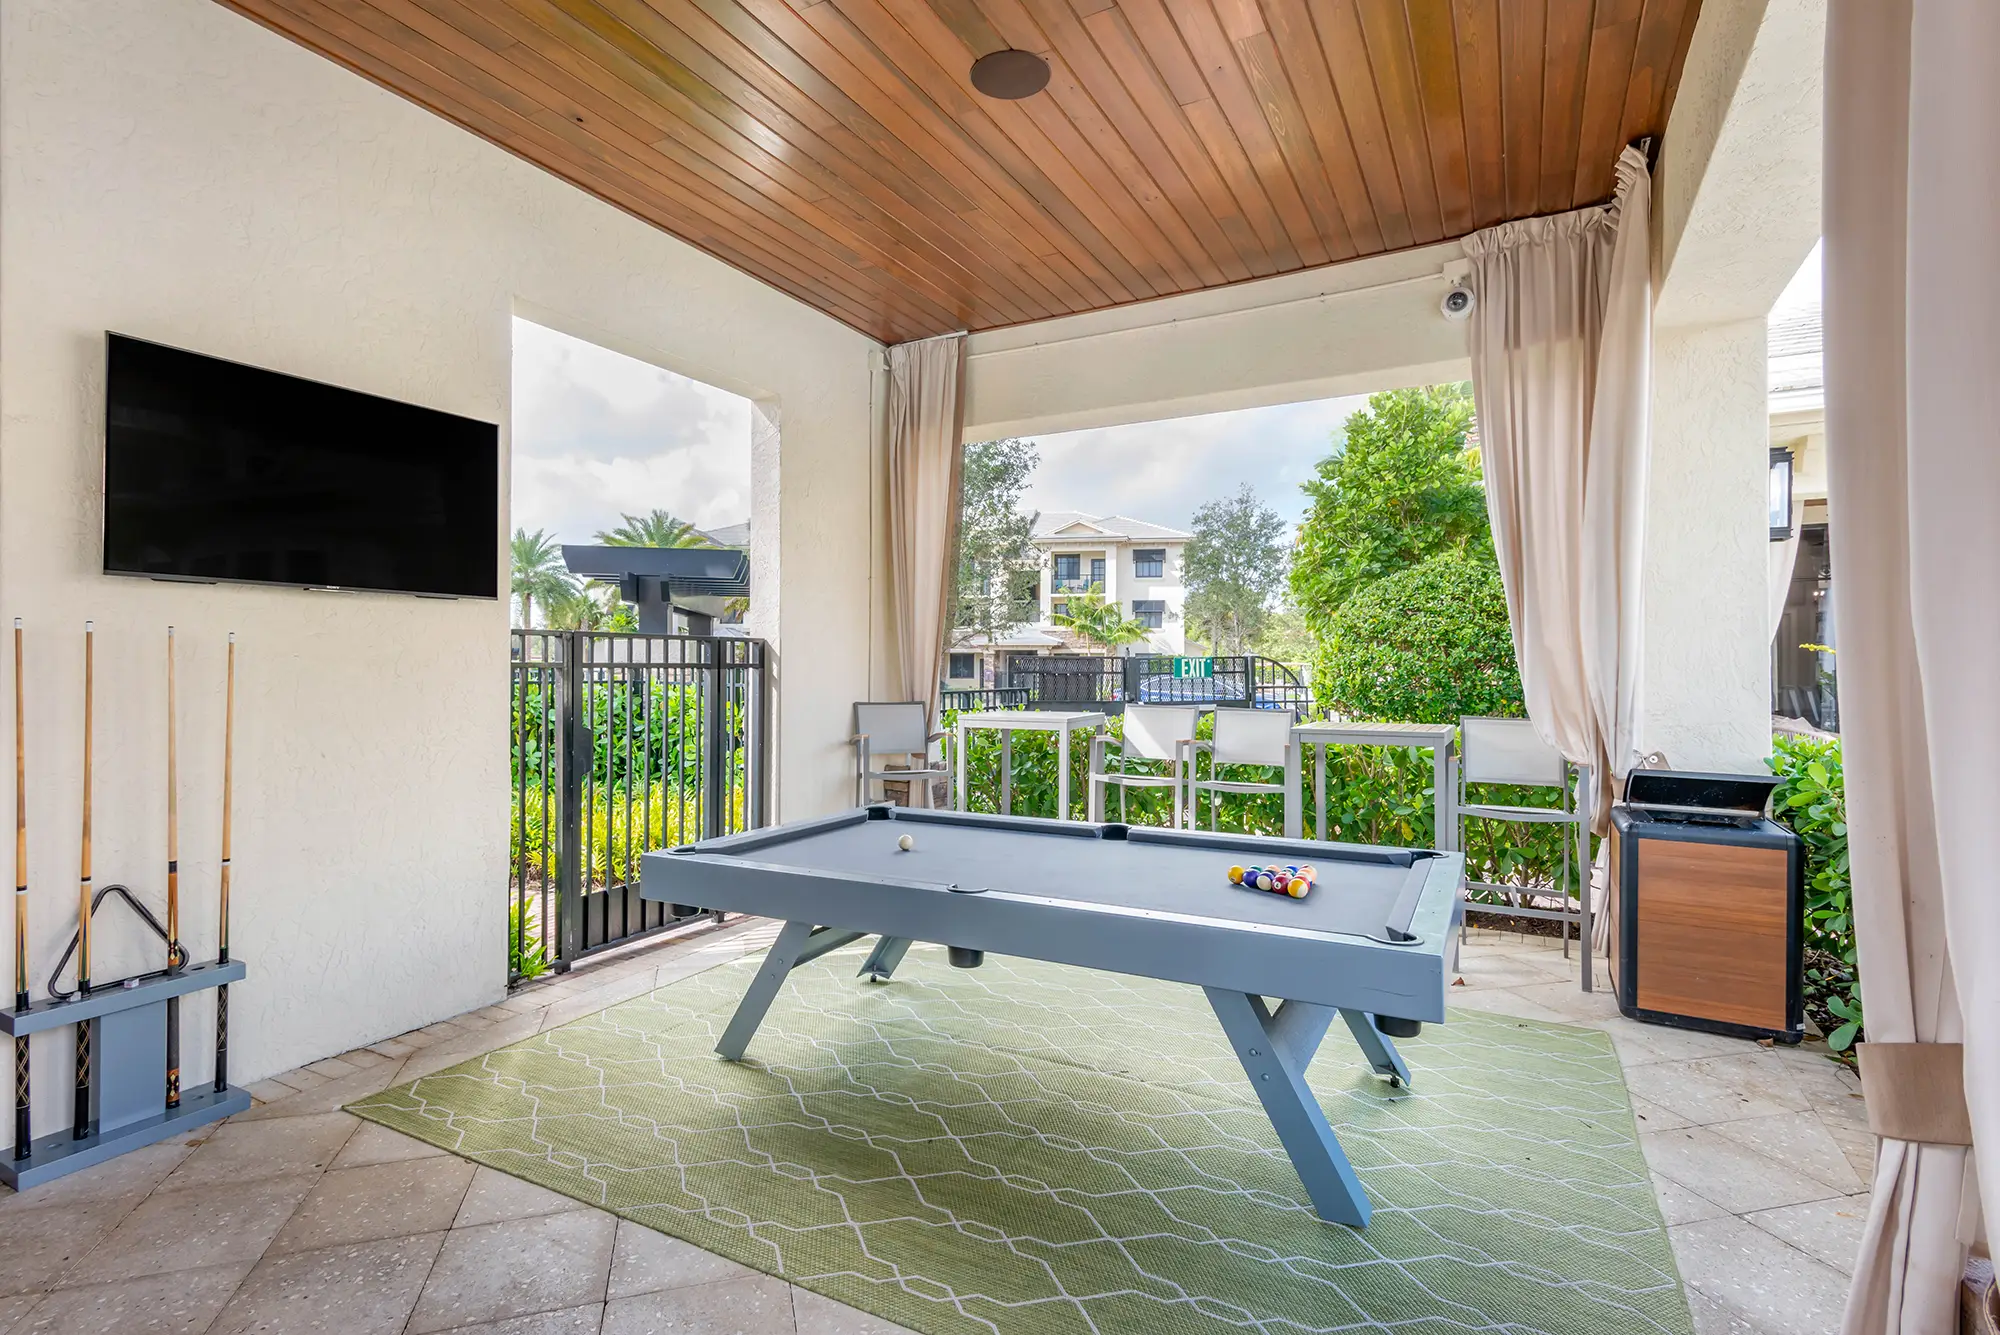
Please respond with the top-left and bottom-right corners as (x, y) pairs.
(1229, 862), (1317, 899)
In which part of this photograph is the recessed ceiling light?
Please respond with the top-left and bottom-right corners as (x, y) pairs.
(971, 49), (1051, 100)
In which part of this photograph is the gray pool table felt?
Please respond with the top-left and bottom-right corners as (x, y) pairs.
(730, 818), (1424, 941)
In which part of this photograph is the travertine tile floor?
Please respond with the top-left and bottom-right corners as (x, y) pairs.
(0, 919), (1869, 1335)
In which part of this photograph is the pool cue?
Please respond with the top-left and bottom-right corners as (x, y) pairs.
(72, 621), (92, 1140)
(13, 620), (29, 1161)
(164, 627), (180, 1110)
(213, 633), (233, 1095)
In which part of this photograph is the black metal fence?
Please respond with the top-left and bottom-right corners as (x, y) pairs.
(510, 630), (770, 982)
(940, 686), (1034, 713)
(948, 655), (1313, 715)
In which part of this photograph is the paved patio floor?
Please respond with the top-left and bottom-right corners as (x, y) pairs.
(0, 919), (1869, 1335)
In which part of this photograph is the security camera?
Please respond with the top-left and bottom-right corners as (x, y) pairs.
(1441, 284), (1476, 321)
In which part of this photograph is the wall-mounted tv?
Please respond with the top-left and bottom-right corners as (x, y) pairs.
(103, 333), (499, 599)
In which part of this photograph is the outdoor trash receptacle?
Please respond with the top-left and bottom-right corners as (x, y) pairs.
(1606, 770), (1804, 1043)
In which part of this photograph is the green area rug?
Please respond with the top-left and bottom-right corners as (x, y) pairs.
(350, 945), (1692, 1335)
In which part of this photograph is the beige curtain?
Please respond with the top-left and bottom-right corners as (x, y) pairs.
(886, 334), (967, 720)
(1464, 146), (1653, 827)
(1828, 1), (1996, 1329)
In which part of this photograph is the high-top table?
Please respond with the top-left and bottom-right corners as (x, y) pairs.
(1292, 720), (1459, 851)
(953, 710), (1106, 821)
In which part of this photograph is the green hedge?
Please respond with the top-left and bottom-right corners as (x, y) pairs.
(511, 680), (748, 794)
(949, 710), (1579, 897)
(506, 785), (743, 981)
(1769, 734), (1859, 1053)
(510, 785), (735, 886)
(1314, 552), (1524, 726)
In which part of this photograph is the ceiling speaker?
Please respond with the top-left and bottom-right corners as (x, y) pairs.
(971, 49), (1051, 100)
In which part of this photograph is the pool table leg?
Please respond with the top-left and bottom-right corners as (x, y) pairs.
(856, 935), (913, 982)
(1339, 1010), (1413, 1088)
(1204, 988), (1371, 1228)
(716, 921), (866, 1061)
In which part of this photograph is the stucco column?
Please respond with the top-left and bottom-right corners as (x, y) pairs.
(1642, 318), (1772, 772)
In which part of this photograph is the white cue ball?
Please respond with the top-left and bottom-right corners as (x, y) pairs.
(897, 833), (914, 852)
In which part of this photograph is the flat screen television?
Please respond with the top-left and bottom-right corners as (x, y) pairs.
(103, 333), (499, 599)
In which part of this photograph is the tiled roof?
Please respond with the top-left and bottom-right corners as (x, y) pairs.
(1032, 511), (1190, 541)
(1768, 304), (1823, 415)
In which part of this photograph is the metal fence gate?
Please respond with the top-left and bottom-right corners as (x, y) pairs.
(942, 655), (1313, 715)
(509, 630), (770, 982)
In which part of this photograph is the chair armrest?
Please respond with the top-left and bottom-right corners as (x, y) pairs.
(850, 732), (870, 744)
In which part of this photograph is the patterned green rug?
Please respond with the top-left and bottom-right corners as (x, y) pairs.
(350, 944), (1692, 1335)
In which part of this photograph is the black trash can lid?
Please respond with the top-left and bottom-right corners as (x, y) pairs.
(1623, 770), (1780, 816)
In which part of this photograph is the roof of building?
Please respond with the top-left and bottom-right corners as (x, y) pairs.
(959, 627), (1064, 649)
(560, 545), (751, 598)
(1768, 304), (1823, 416)
(1031, 511), (1190, 541)
(701, 521), (751, 547)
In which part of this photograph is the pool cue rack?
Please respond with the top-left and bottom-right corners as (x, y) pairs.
(2, 885), (248, 1190)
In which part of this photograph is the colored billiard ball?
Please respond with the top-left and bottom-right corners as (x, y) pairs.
(1298, 864), (1318, 882)
(1272, 873), (1291, 893)
(897, 834), (914, 852)
(1287, 879), (1310, 898)
(1228, 865), (1245, 885)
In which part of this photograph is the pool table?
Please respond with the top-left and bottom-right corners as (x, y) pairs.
(640, 805), (1465, 1227)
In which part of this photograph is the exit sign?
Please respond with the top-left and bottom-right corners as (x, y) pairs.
(1172, 657), (1213, 679)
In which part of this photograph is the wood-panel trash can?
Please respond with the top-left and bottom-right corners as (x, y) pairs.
(1607, 770), (1804, 1043)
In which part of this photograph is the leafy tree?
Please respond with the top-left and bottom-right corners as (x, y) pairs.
(1051, 585), (1150, 654)
(1290, 384), (1487, 640)
(1315, 552), (1522, 725)
(952, 438), (1041, 647)
(511, 527), (577, 629)
(595, 510), (713, 548)
(1182, 484), (1289, 655)
(1248, 606), (1316, 664)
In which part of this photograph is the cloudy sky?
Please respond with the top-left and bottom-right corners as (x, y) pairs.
(511, 239), (1824, 547)
(1011, 395), (1371, 533)
(512, 311), (1366, 543)
(509, 318), (751, 545)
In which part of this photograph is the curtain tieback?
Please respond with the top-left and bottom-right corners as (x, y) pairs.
(1856, 1042), (1972, 1146)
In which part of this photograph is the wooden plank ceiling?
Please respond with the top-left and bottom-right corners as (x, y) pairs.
(219, 0), (1702, 343)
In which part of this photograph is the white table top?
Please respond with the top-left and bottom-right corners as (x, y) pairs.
(1292, 720), (1459, 747)
(955, 710), (1108, 730)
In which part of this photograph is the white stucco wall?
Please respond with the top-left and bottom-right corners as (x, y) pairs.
(0, 0), (878, 1124)
(1643, 321), (1773, 771)
(1654, 0), (1823, 327)
(963, 243), (1471, 440)
(1634, 0), (1824, 774)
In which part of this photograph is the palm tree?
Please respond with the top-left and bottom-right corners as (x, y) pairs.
(1050, 585), (1150, 654)
(595, 510), (714, 548)
(544, 585), (614, 631)
(511, 528), (577, 628)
